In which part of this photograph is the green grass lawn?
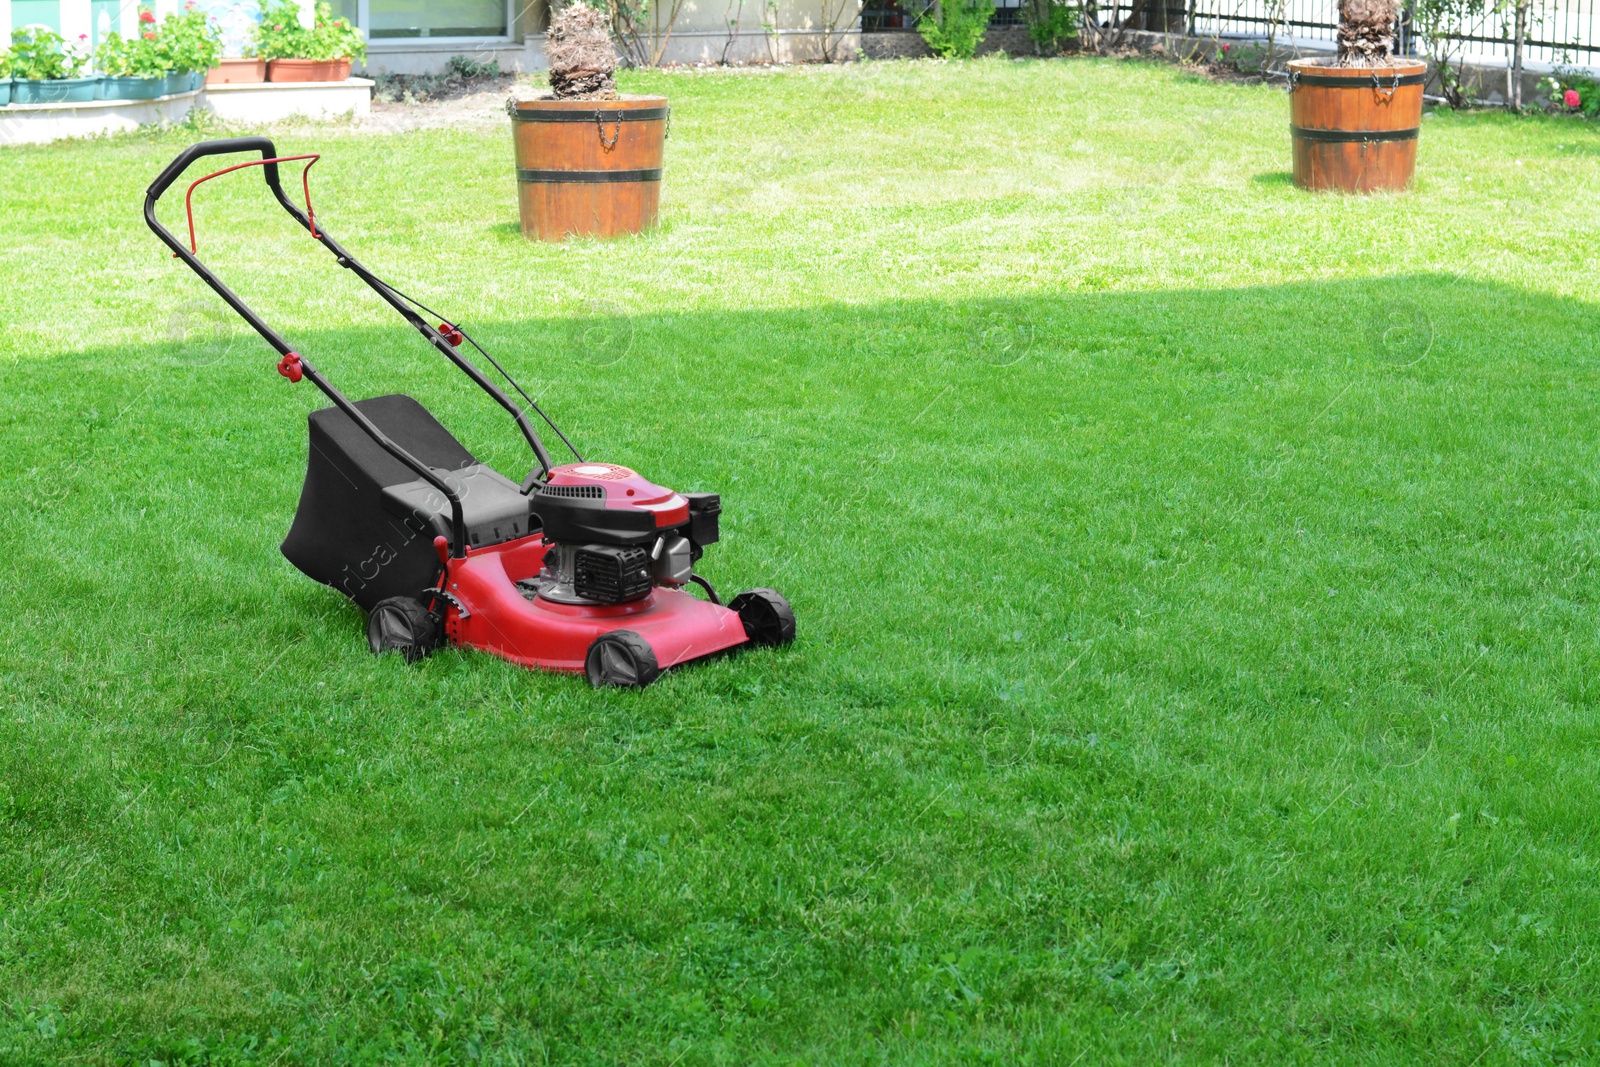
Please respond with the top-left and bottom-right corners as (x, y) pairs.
(3, 54), (1600, 1064)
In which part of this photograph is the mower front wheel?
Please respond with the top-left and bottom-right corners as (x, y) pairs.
(729, 588), (796, 648)
(366, 596), (440, 663)
(585, 630), (661, 688)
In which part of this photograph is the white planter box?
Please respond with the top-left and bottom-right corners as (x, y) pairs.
(0, 79), (374, 146)
(0, 89), (202, 147)
(202, 78), (373, 123)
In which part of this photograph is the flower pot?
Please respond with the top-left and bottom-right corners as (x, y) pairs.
(100, 74), (169, 101)
(12, 76), (100, 104)
(507, 94), (668, 242)
(207, 57), (266, 85)
(0, 82), (10, 108)
(1288, 58), (1426, 193)
(267, 58), (351, 83)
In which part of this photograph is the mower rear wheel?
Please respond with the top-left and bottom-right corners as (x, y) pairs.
(729, 588), (796, 648)
(585, 630), (661, 688)
(366, 596), (440, 663)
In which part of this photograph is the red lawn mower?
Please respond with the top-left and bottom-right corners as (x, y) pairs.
(145, 137), (794, 686)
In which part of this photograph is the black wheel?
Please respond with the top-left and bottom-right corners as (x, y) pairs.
(728, 588), (796, 648)
(366, 596), (439, 663)
(585, 630), (660, 688)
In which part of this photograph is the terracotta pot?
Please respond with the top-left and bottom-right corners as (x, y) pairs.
(508, 95), (668, 242)
(266, 58), (352, 83)
(1288, 58), (1425, 193)
(207, 58), (266, 85)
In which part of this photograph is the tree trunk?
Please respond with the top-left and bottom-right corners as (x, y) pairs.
(1511, 0), (1526, 109)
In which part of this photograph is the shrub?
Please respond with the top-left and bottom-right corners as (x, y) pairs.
(159, 4), (223, 73)
(1539, 71), (1600, 115)
(1215, 40), (1270, 73)
(916, 0), (996, 59)
(1023, 0), (1077, 53)
(8, 26), (89, 80)
(94, 31), (170, 76)
(447, 53), (501, 79)
(251, 0), (366, 62)
(1410, 0), (1485, 107)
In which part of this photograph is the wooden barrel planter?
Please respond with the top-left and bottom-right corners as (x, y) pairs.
(1288, 58), (1425, 193)
(507, 95), (668, 242)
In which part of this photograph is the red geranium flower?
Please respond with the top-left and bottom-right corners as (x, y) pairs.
(1565, 88), (1582, 108)
(142, 31), (157, 39)
(139, 9), (155, 21)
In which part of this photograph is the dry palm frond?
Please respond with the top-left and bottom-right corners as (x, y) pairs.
(1335, 0), (1399, 66)
(547, 4), (619, 100)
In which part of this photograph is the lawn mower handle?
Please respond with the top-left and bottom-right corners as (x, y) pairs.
(145, 137), (473, 558)
(150, 139), (559, 482)
(220, 147), (562, 481)
(146, 136), (284, 202)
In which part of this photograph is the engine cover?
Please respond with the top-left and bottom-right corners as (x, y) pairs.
(530, 463), (689, 547)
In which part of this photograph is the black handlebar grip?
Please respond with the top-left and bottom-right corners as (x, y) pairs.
(146, 136), (281, 202)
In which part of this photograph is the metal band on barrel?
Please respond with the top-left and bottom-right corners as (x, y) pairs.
(509, 106), (670, 122)
(1291, 72), (1425, 87)
(516, 168), (664, 183)
(1290, 125), (1419, 142)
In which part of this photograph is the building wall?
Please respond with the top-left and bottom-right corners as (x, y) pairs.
(2, 0), (867, 68)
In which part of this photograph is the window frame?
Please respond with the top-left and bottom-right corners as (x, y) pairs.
(358, 0), (517, 47)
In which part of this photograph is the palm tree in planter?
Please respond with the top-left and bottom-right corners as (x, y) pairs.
(507, 4), (669, 242)
(1286, 0), (1426, 192)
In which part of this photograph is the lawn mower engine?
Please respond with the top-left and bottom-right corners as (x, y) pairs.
(524, 463), (721, 607)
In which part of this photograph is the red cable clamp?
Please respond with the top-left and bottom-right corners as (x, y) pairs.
(277, 351), (303, 383)
(439, 322), (464, 346)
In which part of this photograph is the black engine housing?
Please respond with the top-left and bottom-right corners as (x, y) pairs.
(573, 544), (653, 604)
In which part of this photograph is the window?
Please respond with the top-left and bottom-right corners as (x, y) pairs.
(12, 1), (61, 32)
(368, 0), (508, 38)
(90, 0), (118, 48)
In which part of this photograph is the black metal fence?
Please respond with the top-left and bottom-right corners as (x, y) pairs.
(1089, 0), (1600, 65)
(863, 0), (1600, 67)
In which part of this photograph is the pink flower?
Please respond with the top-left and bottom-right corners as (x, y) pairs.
(1221, 43), (1230, 51)
(139, 9), (155, 21)
(78, 32), (87, 39)
(1565, 88), (1581, 108)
